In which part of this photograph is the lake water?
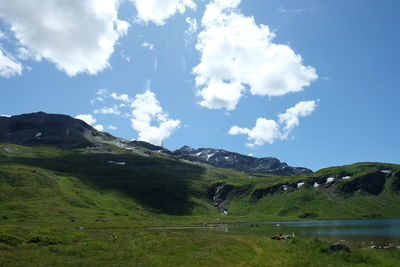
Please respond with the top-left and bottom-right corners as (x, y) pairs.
(226, 218), (400, 246)
(149, 218), (400, 246)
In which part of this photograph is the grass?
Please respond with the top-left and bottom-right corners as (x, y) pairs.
(0, 143), (400, 265)
(0, 223), (399, 266)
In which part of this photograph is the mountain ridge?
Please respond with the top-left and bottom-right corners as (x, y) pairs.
(0, 112), (311, 175)
(173, 145), (312, 175)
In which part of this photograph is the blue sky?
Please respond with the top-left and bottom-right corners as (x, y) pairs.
(0, 0), (399, 171)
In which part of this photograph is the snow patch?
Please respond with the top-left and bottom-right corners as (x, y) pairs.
(297, 182), (305, 189)
(342, 176), (351, 180)
(282, 185), (288, 191)
(206, 153), (214, 161)
(326, 177), (334, 183)
(35, 132), (42, 138)
(107, 161), (126, 166)
(314, 182), (319, 188)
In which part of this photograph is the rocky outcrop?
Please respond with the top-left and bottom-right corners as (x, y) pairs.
(174, 146), (312, 176)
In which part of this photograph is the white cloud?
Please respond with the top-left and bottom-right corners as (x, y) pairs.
(109, 125), (117, 130)
(197, 80), (244, 110)
(0, 48), (23, 77)
(94, 105), (120, 115)
(141, 41), (154, 50)
(0, 0), (130, 76)
(185, 17), (198, 44)
(131, 90), (180, 146)
(111, 93), (131, 102)
(94, 124), (104, 131)
(193, 0), (317, 110)
(75, 113), (104, 131)
(229, 118), (282, 147)
(75, 114), (97, 125)
(97, 88), (108, 96)
(0, 114), (11, 117)
(90, 97), (104, 105)
(131, 0), (196, 26)
(229, 100), (317, 147)
(186, 17), (198, 34)
(278, 100), (317, 138)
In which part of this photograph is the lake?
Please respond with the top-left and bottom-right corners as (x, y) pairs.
(149, 218), (400, 246)
(227, 218), (400, 246)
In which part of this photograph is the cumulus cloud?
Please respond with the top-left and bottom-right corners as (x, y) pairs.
(111, 93), (131, 102)
(193, 0), (317, 110)
(197, 80), (244, 110)
(229, 118), (282, 147)
(108, 125), (117, 130)
(75, 114), (97, 125)
(75, 114), (104, 132)
(131, 90), (180, 145)
(229, 100), (317, 147)
(0, 48), (23, 77)
(94, 105), (121, 115)
(0, 0), (130, 76)
(131, 0), (196, 25)
(278, 100), (318, 138)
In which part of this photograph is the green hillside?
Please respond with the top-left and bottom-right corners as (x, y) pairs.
(1, 143), (400, 223)
(1, 143), (400, 266)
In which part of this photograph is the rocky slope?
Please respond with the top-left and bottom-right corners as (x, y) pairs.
(173, 146), (312, 175)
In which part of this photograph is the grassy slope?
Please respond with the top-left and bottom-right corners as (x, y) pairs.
(1, 143), (400, 266)
(228, 163), (400, 220)
(1, 143), (400, 223)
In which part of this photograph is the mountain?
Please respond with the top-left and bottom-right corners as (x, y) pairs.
(1, 112), (400, 220)
(0, 112), (126, 148)
(173, 146), (312, 175)
(0, 112), (310, 176)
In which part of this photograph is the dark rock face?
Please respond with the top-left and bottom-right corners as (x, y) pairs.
(0, 112), (121, 148)
(173, 146), (312, 176)
(340, 172), (388, 195)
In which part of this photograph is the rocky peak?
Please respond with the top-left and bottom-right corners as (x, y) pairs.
(173, 146), (312, 176)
